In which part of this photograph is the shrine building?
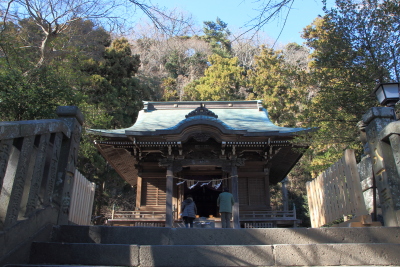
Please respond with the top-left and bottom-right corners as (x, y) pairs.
(88, 100), (310, 228)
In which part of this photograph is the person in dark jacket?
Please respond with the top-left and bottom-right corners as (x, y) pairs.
(217, 188), (235, 228)
(181, 195), (197, 228)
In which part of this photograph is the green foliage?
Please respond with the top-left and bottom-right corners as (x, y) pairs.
(165, 50), (185, 79)
(0, 68), (79, 121)
(202, 18), (232, 58)
(286, 160), (313, 227)
(164, 49), (209, 79)
(0, 19), (40, 71)
(81, 38), (146, 128)
(300, 0), (399, 174)
(183, 54), (245, 101)
(0, 17), (149, 216)
(246, 47), (308, 127)
(162, 77), (179, 101)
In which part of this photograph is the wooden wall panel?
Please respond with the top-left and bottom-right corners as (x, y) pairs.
(239, 177), (266, 207)
(141, 178), (166, 207)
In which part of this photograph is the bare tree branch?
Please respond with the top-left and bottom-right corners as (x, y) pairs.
(235, 0), (296, 45)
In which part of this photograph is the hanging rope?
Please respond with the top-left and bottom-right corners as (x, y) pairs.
(200, 181), (211, 187)
(214, 180), (222, 189)
(176, 180), (185, 185)
(175, 176), (226, 190)
(174, 176), (233, 189)
(188, 181), (199, 189)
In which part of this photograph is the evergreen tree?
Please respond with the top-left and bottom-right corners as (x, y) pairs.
(301, 0), (399, 174)
(161, 77), (180, 101)
(0, 67), (79, 121)
(247, 47), (308, 127)
(183, 54), (245, 101)
(82, 38), (146, 128)
(202, 18), (232, 58)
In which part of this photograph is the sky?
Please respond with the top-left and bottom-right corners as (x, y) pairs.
(151, 0), (335, 45)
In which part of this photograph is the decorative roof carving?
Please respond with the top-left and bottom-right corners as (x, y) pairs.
(185, 104), (218, 119)
(192, 133), (211, 142)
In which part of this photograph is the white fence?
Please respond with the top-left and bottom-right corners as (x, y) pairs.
(68, 170), (95, 225)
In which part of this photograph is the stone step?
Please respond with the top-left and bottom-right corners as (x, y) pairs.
(52, 225), (400, 245)
(5, 266), (400, 267)
(5, 266), (127, 267)
(27, 242), (400, 266)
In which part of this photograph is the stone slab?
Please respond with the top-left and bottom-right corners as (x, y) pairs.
(274, 243), (400, 266)
(17, 241), (400, 266)
(30, 242), (139, 266)
(52, 225), (400, 245)
(139, 245), (274, 266)
(4, 266), (400, 267)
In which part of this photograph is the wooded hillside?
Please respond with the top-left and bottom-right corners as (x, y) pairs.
(1, 0), (398, 226)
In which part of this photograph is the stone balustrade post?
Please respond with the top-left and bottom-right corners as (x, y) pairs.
(54, 106), (84, 225)
(363, 106), (400, 226)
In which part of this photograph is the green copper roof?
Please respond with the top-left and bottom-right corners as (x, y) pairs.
(88, 100), (309, 137)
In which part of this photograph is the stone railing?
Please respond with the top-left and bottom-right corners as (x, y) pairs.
(0, 106), (83, 265)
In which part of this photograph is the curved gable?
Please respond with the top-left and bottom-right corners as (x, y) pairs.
(88, 100), (309, 138)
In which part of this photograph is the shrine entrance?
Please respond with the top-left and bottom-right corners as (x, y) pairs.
(185, 186), (222, 218)
(182, 174), (225, 218)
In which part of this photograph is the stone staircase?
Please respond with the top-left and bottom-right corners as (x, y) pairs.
(5, 225), (400, 266)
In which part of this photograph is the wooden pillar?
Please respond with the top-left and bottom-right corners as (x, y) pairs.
(264, 167), (271, 209)
(282, 177), (289, 211)
(136, 176), (142, 209)
(231, 164), (240, 229)
(166, 165), (173, 227)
